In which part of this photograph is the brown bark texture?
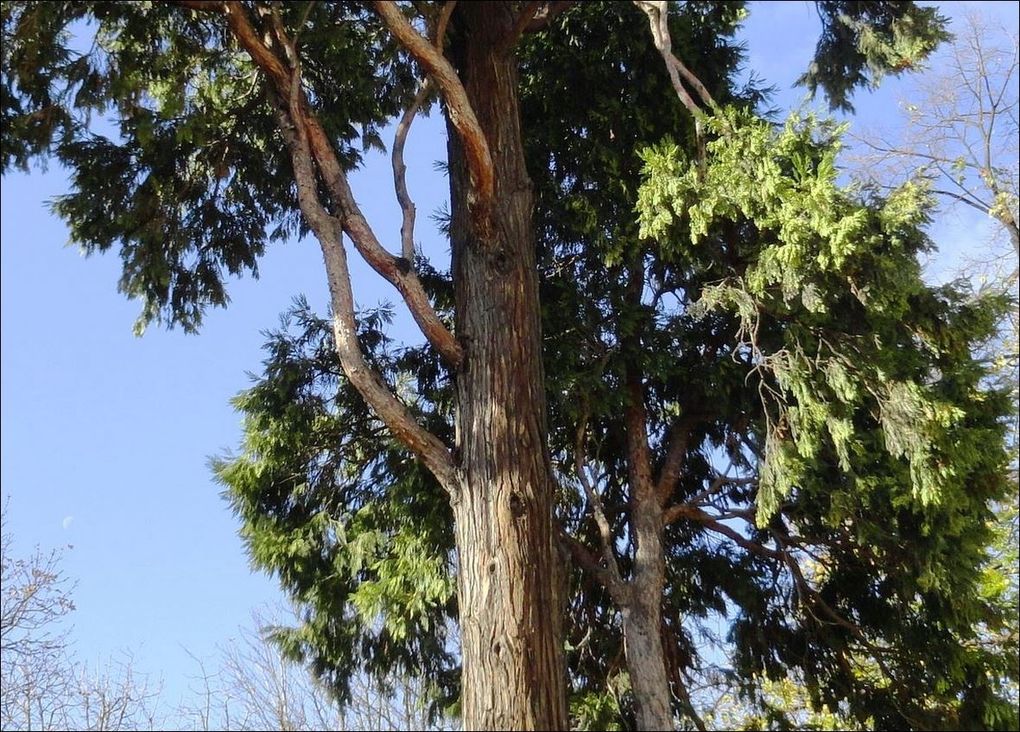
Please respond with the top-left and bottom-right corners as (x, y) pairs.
(445, 3), (569, 729)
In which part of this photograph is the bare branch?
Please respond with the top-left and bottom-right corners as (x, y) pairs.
(390, 5), (454, 265)
(210, 2), (460, 491)
(557, 528), (627, 603)
(574, 411), (625, 593)
(371, 1), (494, 227)
(274, 94), (460, 493)
(633, 1), (716, 119)
(392, 79), (432, 262)
(433, 1), (456, 47)
(655, 421), (692, 505)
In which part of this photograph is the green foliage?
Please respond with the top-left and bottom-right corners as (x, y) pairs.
(213, 298), (458, 719)
(5, 0), (1015, 729)
(795, 2), (951, 112)
(1, 1), (415, 332)
(636, 105), (1017, 728)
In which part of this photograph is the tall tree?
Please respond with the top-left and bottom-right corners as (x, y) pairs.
(4, 1), (1004, 730)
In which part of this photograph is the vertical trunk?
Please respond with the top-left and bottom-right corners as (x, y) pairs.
(445, 3), (568, 729)
(620, 265), (675, 730)
(624, 498), (675, 731)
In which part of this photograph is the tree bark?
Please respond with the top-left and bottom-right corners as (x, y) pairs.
(618, 265), (675, 731)
(444, 3), (568, 730)
(623, 507), (675, 731)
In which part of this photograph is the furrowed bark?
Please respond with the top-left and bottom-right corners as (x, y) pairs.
(444, 3), (568, 728)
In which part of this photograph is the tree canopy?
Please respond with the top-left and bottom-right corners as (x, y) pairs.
(2, 1), (1015, 729)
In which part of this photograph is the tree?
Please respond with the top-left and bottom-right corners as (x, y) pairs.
(852, 13), (1018, 252)
(4, 1), (1004, 730)
(0, 501), (163, 731)
(180, 605), (450, 731)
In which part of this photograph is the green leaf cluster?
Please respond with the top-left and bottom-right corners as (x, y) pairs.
(213, 297), (458, 720)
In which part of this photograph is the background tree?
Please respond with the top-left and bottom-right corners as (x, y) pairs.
(180, 604), (450, 731)
(0, 501), (163, 731)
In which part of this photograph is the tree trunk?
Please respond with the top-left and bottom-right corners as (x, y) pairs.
(624, 500), (675, 731)
(445, 3), (568, 730)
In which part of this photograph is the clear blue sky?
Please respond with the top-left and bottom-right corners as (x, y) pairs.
(2, 0), (1016, 714)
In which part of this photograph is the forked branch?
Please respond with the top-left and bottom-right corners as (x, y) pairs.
(182, 0), (461, 492)
(634, 1), (717, 119)
(371, 1), (495, 226)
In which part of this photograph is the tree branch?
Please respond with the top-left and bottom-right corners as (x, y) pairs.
(390, 6), (453, 265)
(655, 421), (691, 505)
(575, 410), (626, 593)
(213, 1), (463, 367)
(557, 528), (627, 604)
(371, 1), (494, 229)
(199, 1), (461, 492)
(392, 79), (431, 262)
(633, 1), (716, 119)
(272, 93), (459, 495)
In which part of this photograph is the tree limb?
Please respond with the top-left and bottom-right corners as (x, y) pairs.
(199, 1), (461, 492)
(390, 5), (454, 265)
(557, 528), (628, 604)
(272, 94), (460, 495)
(371, 1), (494, 229)
(213, 1), (463, 367)
(633, 1), (716, 119)
(575, 410), (626, 593)
(392, 79), (431, 262)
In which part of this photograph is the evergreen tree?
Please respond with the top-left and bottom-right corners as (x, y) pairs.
(5, 2), (1012, 729)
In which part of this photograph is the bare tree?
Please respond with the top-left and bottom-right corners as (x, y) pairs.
(853, 13), (1019, 253)
(1, 501), (163, 731)
(180, 605), (450, 731)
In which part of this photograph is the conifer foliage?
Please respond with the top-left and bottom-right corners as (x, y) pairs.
(3, 1), (1015, 729)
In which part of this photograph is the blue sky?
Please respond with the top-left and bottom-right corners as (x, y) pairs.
(2, 0), (1017, 713)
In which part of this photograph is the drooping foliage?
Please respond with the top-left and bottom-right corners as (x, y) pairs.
(798, 1), (950, 111)
(1, 0), (415, 332)
(3, 0), (1014, 729)
(213, 291), (459, 716)
(635, 107), (1017, 729)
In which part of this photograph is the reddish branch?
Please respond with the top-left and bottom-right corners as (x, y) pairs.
(371, 1), (494, 227)
(204, 1), (464, 366)
(172, 0), (462, 491)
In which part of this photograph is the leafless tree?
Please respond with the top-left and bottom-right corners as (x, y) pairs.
(179, 605), (451, 731)
(853, 13), (1018, 253)
(1, 501), (163, 731)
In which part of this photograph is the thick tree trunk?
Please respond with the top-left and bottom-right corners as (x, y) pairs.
(445, 3), (568, 730)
